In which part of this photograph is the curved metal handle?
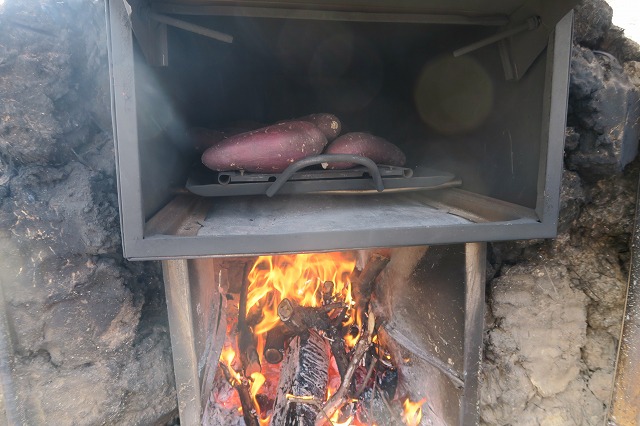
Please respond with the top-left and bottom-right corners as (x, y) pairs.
(266, 154), (385, 197)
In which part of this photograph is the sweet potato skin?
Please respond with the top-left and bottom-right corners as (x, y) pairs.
(323, 132), (406, 169)
(279, 113), (342, 141)
(299, 113), (342, 141)
(201, 121), (328, 173)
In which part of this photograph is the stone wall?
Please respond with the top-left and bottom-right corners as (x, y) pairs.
(0, 1), (177, 424)
(480, 1), (640, 424)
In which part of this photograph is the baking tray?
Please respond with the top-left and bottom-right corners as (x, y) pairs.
(186, 154), (461, 197)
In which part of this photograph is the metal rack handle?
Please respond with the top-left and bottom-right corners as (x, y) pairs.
(266, 154), (385, 197)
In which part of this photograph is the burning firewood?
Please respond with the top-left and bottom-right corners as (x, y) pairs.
(352, 252), (390, 317)
(264, 323), (296, 364)
(321, 280), (335, 305)
(271, 331), (331, 426)
(277, 297), (352, 382)
(213, 252), (401, 426)
(277, 298), (341, 334)
(315, 309), (376, 426)
(219, 362), (260, 426)
(238, 265), (261, 376)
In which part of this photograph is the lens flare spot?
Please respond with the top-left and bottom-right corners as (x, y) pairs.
(414, 55), (493, 135)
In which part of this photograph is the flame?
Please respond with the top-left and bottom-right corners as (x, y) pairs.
(259, 415), (271, 426)
(250, 372), (266, 406)
(343, 311), (361, 348)
(221, 346), (236, 367)
(402, 398), (427, 426)
(221, 345), (242, 383)
(247, 253), (357, 336)
(218, 252), (363, 423)
(328, 404), (354, 425)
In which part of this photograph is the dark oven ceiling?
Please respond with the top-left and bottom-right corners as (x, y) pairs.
(148, 0), (573, 18)
(145, 0), (579, 80)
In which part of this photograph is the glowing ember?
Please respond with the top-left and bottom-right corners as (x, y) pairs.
(401, 398), (427, 426)
(330, 414), (354, 425)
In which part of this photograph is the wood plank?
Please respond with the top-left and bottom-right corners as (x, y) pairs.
(146, 195), (212, 237)
(162, 260), (202, 425)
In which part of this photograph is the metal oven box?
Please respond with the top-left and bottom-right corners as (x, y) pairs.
(106, 0), (577, 260)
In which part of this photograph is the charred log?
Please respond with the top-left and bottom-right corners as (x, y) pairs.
(352, 253), (390, 316)
(219, 362), (260, 426)
(264, 323), (296, 364)
(316, 310), (376, 426)
(271, 331), (331, 426)
(322, 280), (335, 305)
(277, 298), (339, 334)
(329, 329), (349, 382)
(238, 265), (261, 376)
(275, 298), (350, 380)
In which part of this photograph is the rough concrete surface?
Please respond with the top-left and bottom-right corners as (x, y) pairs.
(566, 45), (640, 179)
(573, 0), (613, 49)
(480, 1), (640, 424)
(0, 0), (177, 424)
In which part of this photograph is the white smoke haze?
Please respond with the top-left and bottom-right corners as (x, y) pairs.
(608, 0), (640, 43)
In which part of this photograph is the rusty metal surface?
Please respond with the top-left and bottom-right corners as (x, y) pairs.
(609, 178), (640, 426)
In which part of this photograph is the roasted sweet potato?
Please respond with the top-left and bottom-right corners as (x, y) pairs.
(323, 132), (406, 169)
(299, 113), (342, 141)
(201, 121), (328, 173)
(279, 113), (342, 141)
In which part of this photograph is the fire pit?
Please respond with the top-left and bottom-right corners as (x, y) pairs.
(162, 244), (485, 425)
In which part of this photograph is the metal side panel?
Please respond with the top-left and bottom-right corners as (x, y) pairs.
(535, 10), (573, 226)
(107, 0), (146, 257)
(506, 0), (577, 80)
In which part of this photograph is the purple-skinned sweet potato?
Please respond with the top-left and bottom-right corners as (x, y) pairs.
(323, 132), (406, 169)
(279, 113), (342, 141)
(201, 121), (328, 173)
(298, 113), (342, 141)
